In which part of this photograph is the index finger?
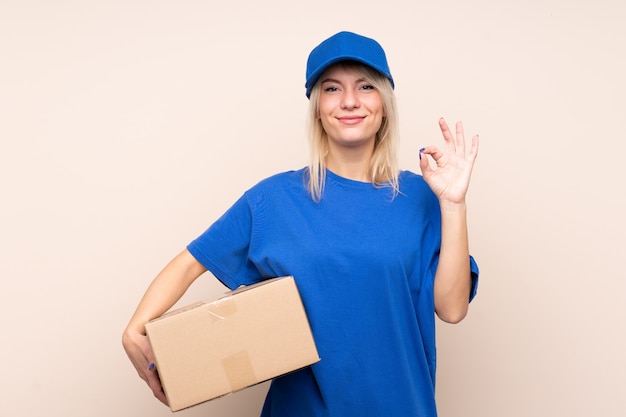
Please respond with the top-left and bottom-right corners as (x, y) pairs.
(146, 366), (169, 405)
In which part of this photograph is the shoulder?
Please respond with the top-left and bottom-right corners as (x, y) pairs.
(398, 170), (438, 204)
(398, 170), (423, 182)
(247, 169), (307, 193)
(398, 170), (430, 192)
(255, 169), (307, 187)
(242, 168), (309, 203)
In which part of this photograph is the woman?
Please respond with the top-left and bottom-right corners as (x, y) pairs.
(123, 31), (479, 416)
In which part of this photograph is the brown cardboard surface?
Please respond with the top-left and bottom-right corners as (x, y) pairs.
(145, 276), (320, 412)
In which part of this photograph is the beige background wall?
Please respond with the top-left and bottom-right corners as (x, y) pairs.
(1, 1), (624, 416)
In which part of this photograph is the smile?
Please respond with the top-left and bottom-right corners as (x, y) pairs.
(337, 116), (365, 125)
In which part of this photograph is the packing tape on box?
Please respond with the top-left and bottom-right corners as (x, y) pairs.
(207, 297), (257, 391)
(206, 296), (237, 321)
(222, 350), (257, 392)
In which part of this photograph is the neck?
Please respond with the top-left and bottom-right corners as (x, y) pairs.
(325, 147), (372, 182)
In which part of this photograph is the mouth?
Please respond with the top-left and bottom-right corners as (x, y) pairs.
(337, 116), (365, 125)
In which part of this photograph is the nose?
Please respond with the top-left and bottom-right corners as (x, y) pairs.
(340, 87), (360, 109)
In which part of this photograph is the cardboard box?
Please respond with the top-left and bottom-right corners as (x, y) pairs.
(145, 276), (320, 412)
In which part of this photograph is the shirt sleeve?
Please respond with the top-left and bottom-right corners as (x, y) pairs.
(186, 193), (261, 290)
(469, 255), (479, 302)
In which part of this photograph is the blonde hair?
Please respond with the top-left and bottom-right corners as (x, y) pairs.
(305, 61), (400, 201)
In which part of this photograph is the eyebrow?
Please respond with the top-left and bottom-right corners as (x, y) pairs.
(320, 77), (368, 85)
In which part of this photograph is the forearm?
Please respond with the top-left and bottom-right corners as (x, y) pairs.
(124, 249), (207, 335)
(121, 249), (206, 406)
(433, 201), (472, 323)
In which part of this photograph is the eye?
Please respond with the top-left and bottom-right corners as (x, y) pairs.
(360, 84), (376, 91)
(323, 86), (339, 92)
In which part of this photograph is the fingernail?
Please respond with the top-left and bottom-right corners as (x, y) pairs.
(419, 147), (425, 160)
(148, 363), (155, 371)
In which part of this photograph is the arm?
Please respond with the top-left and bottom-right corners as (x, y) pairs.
(433, 201), (472, 323)
(122, 249), (207, 405)
(419, 118), (479, 323)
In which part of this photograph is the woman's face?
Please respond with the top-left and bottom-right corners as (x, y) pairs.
(317, 64), (384, 152)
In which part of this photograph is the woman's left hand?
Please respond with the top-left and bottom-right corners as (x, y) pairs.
(419, 118), (479, 205)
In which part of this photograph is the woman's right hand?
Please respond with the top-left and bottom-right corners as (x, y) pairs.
(122, 249), (207, 406)
(122, 327), (169, 406)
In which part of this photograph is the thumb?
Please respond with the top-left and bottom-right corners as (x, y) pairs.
(419, 148), (432, 175)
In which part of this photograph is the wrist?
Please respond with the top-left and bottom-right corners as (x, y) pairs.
(124, 320), (147, 338)
(439, 199), (467, 214)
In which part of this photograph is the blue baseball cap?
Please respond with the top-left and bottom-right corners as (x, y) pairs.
(305, 31), (394, 98)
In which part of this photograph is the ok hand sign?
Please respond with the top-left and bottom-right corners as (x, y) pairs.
(419, 118), (479, 205)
